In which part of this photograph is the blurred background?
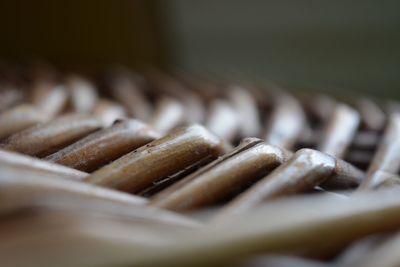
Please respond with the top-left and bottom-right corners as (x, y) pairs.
(0, 0), (399, 97)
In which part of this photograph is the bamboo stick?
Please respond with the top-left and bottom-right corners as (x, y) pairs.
(150, 139), (289, 211)
(359, 113), (400, 189)
(85, 124), (228, 193)
(318, 103), (360, 158)
(264, 93), (305, 149)
(1, 114), (102, 157)
(45, 119), (159, 172)
(0, 149), (87, 180)
(0, 104), (48, 140)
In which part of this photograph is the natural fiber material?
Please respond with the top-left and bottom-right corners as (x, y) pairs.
(0, 67), (399, 267)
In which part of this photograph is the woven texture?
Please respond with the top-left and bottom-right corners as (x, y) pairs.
(1, 68), (400, 267)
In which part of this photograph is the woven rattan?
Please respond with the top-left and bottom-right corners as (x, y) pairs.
(0, 67), (399, 267)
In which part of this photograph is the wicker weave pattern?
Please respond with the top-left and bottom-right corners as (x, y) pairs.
(0, 69), (399, 267)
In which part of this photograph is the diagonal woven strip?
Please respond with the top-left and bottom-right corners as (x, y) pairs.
(1, 66), (400, 267)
